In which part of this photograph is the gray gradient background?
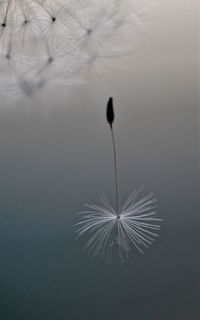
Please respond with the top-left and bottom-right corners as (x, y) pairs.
(0, 0), (198, 319)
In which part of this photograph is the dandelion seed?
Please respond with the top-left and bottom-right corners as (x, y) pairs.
(75, 98), (162, 261)
(106, 96), (114, 128)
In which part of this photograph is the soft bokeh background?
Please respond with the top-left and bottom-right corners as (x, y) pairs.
(0, 0), (198, 319)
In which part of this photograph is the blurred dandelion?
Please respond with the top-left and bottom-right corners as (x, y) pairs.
(0, 0), (155, 99)
(75, 97), (162, 261)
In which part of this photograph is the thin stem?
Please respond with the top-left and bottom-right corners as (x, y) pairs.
(110, 126), (119, 218)
(3, 0), (11, 25)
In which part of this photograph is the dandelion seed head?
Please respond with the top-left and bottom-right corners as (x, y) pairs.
(0, 0), (156, 100)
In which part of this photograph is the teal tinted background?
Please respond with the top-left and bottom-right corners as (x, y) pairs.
(0, 1), (198, 319)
